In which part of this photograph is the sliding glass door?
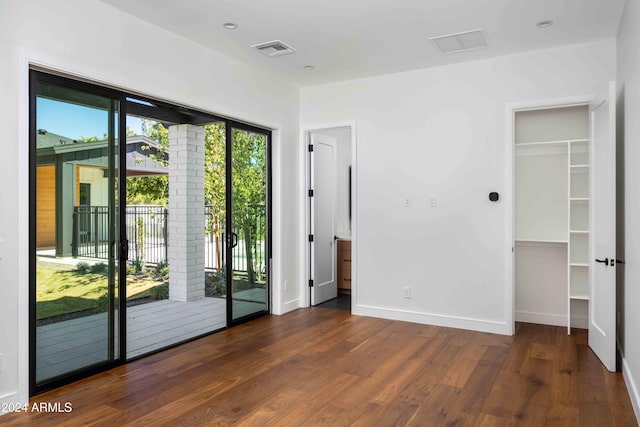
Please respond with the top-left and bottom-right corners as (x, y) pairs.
(31, 72), (122, 392)
(228, 125), (270, 323)
(30, 71), (272, 395)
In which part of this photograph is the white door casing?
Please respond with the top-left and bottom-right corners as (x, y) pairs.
(589, 81), (617, 372)
(310, 133), (338, 305)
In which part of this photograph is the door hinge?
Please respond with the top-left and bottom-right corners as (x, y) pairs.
(309, 279), (314, 287)
(308, 234), (314, 242)
(308, 144), (314, 152)
(309, 189), (314, 197)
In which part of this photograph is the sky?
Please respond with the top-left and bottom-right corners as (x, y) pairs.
(37, 97), (145, 140)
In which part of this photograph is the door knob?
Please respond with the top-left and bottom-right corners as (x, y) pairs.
(595, 258), (609, 265)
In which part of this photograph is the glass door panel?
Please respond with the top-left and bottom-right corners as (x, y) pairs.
(33, 77), (119, 386)
(124, 112), (228, 358)
(229, 127), (269, 322)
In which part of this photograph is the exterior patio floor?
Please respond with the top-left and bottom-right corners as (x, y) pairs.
(36, 294), (265, 383)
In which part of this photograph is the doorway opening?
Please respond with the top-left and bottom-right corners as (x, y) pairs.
(305, 126), (354, 312)
(513, 104), (590, 332)
(510, 84), (618, 372)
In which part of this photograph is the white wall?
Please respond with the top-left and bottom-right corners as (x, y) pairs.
(0, 0), (300, 408)
(515, 242), (568, 326)
(301, 39), (616, 334)
(616, 0), (640, 419)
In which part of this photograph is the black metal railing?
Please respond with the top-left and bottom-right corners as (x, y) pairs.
(72, 206), (110, 259)
(205, 205), (225, 272)
(71, 205), (265, 276)
(125, 205), (168, 265)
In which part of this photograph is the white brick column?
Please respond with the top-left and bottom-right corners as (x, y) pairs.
(168, 124), (205, 302)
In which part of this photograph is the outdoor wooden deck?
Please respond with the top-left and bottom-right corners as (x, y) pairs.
(37, 295), (265, 382)
(126, 297), (227, 358)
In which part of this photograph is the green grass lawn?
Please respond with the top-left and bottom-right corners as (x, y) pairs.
(36, 261), (165, 320)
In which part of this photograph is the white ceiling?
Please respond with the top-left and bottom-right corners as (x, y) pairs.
(99, 0), (625, 87)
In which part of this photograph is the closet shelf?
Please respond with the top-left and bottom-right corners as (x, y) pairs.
(515, 140), (569, 146)
(569, 230), (589, 234)
(515, 239), (568, 244)
(570, 294), (589, 301)
(570, 198), (590, 201)
(570, 262), (589, 267)
(515, 138), (588, 146)
(570, 164), (590, 169)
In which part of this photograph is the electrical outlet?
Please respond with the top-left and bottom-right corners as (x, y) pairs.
(404, 287), (412, 299)
(429, 196), (438, 207)
(284, 280), (288, 291)
(403, 197), (412, 208)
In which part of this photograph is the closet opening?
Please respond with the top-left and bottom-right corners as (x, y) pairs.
(513, 105), (590, 333)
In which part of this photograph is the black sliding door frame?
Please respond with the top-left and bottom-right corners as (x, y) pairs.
(225, 122), (272, 327)
(29, 70), (273, 395)
(29, 70), (128, 395)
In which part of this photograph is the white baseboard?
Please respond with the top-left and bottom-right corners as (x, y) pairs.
(514, 310), (588, 329)
(571, 315), (588, 329)
(622, 356), (640, 424)
(275, 298), (301, 315)
(516, 310), (566, 327)
(352, 304), (509, 335)
(0, 392), (27, 416)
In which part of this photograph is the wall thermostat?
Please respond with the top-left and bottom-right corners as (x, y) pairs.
(489, 192), (499, 202)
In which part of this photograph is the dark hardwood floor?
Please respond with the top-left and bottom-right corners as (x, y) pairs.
(2, 309), (637, 426)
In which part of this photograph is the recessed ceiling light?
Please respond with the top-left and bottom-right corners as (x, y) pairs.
(303, 65), (315, 70)
(223, 23), (238, 30)
(536, 20), (554, 28)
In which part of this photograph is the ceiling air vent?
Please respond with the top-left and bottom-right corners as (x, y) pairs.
(430, 29), (487, 54)
(251, 40), (297, 57)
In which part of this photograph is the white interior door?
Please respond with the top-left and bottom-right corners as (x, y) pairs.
(310, 133), (337, 305)
(590, 81), (617, 372)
